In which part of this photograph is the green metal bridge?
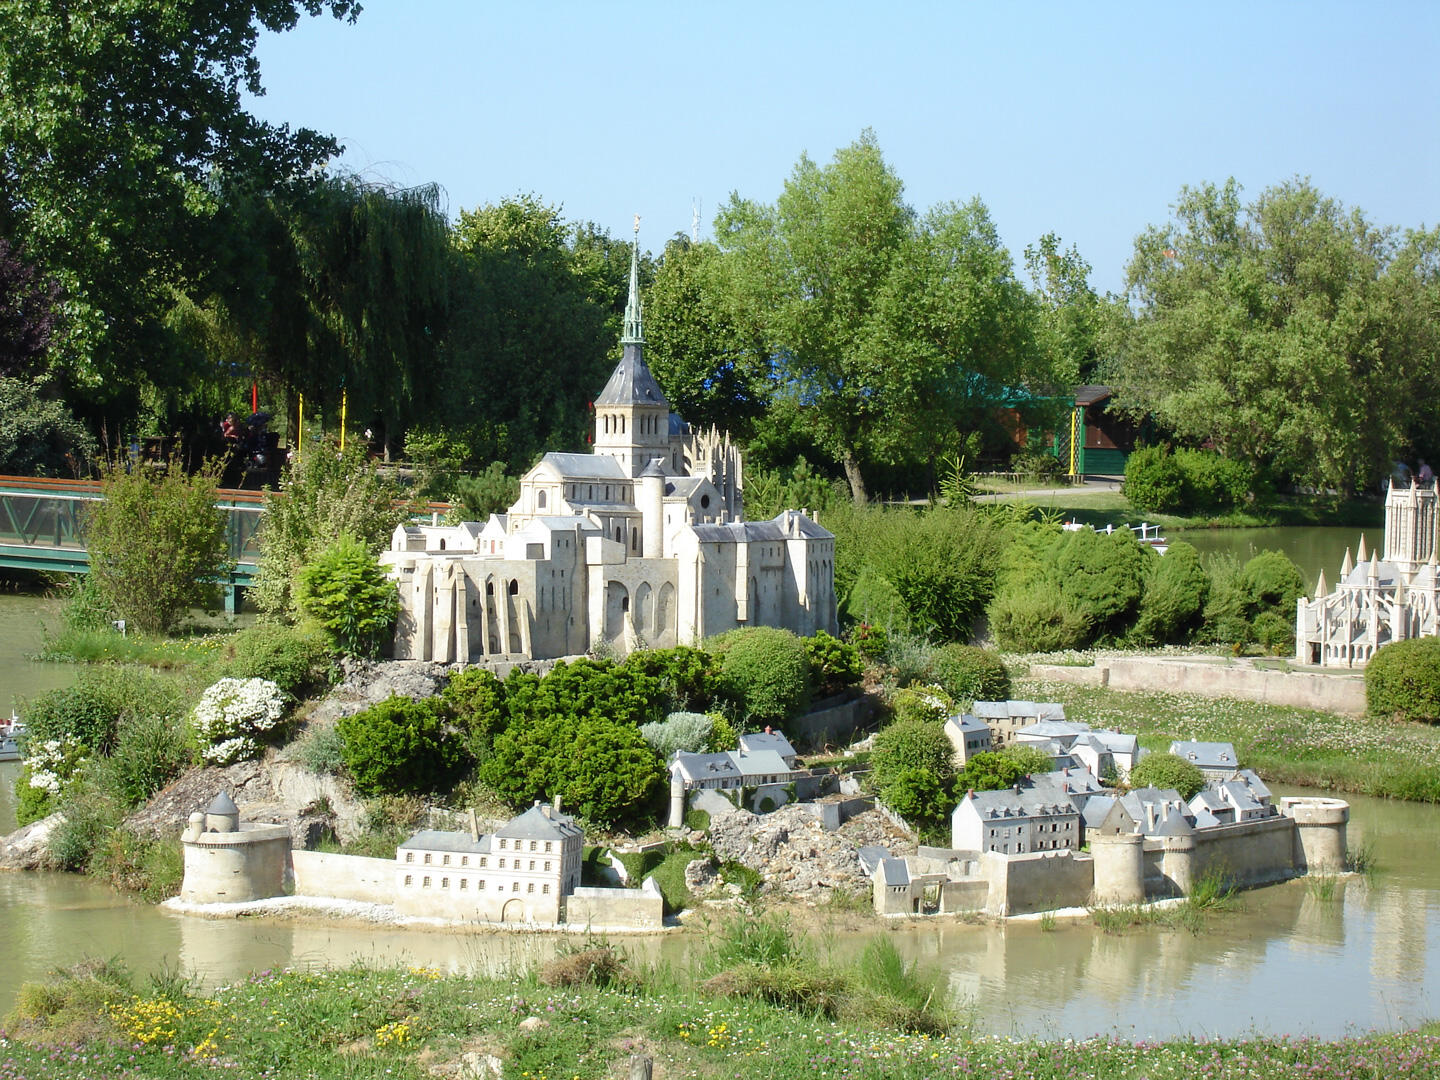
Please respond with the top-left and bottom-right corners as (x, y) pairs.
(0, 475), (265, 612)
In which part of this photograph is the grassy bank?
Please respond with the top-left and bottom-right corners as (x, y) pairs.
(1014, 672), (1440, 802)
(985, 488), (1384, 531)
(3, 957), (1437, 1080)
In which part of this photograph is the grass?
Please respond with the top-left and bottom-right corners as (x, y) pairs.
(35, 624), (231, 669)
(1090, 867), (1239, 936)
(1014, 673), (1440, 803)
(978, 487), (1384, 532)
(4, 958), (1439, 1079)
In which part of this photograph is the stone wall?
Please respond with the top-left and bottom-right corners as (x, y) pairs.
(180, 824), (290, 904)
(788, 693), (874, 751)
(565, 885), (664, 930)
(291, 850), (395, 904)
(1032, 658), (1366, 715)
(982, 849), (1095, 916)
(1191, 816), (1298, 888)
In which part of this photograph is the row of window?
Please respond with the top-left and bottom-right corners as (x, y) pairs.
(406, 853), (555, 872)
(403, 875), (551, 894)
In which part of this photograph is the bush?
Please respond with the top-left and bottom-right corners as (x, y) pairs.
(806, 630), (862, 697)
(338, 695), (467, 797)
(440, 667), (509, 762)
(929, 644), (1011, 702)
(639, 711), (714, 759)
(1367, 638), (1440, 723)
(0, 376), (96, 476)
(1132, 540), (1210, 645)
(16, 735), (88, 824)
(871, 718), (956, 795)
(987, 582), (1092, 653)
(1051, 527), (1149, 639)
(1128, 753), (1206, 799)
(705, 711), (738, 752)
(1253, 611), (1295, 654)
(1242, 550), (1306, 616)
(282, 722), (345, 775)
(878, 766), (950, 825)
(217, 621), (332, 699)
(189, 677), (287, 765)
(295, 536), (400, 658)
(83, 455), (231, 635)
(451, 461), (519, 519)
(621, 646), (719, 713)
(957, 745), (1051, 792)
(1123, 446), (1184, 513)
(107, 709), (193, 807)
(504, 658), (664, 730)
(1202, 554), (1255, 645)
(251, 439), (407, 619)
(888, 684), (954, 725)
(24, 667), (187, 756)
(710, 627), (813, 726)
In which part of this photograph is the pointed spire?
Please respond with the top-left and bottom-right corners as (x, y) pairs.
(1369, 552), (1380, 581)
(621, 213), (643, 346)
(1341, 548), (1353, 577)
(1314, 568), (1327, 598)
(1357, 535), (1368, 563)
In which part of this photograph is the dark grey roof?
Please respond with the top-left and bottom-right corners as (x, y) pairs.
(1169, 740), (1239, 771)
(398, 830), (492, 854)
(207, 791), (238, 815)
(594, 345), (670, 408)
(497, 804), (583, 842)
(857, 845), (890, 877)
(536, 453), (629, 480)
(972, 701), (1066, 721)
(1080, 795), (1119, 830)
(878, 857), (911, 887)
(690, 511), (832, 545)
(641, 457), (667, 478)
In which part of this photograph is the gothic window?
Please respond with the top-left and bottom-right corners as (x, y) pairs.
(508, 580), (518, 595)
(631, 528), (638, 550)
(537, 490), (547, 509)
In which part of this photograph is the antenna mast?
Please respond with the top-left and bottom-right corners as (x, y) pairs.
(691, 198), (701, 243)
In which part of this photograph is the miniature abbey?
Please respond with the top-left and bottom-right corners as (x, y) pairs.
(1296, 479), (1440, 667)
(384, 230), (837, 661)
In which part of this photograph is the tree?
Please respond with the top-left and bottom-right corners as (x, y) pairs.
(0, 0), (359, 393)
(1128, 753), (1205, 800)
(338, 696), (466, 797)
(0, 377), (95, 476)
(295, 536), (400, 658)
(83, 457), (232, 635)
(872, 718), (956, 795)
(1112, 178), (1440, 491)
(0, 236), (61, 376)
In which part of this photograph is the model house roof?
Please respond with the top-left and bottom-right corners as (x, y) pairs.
(971, 700), (1066, 721)
(738, 730), (797, 760)
(398, 830), (492, 854)
(496, 803), (583, 842)
(594, 351), (669, 408)
(535, 452), (630, 480)
(1168, 740), (1239, 772)
(877, 857), (911, 887)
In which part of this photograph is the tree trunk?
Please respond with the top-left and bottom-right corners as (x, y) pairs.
(842, 449), (868, 506)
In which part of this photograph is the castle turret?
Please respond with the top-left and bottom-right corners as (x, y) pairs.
(1281, 796), (1350, 873)
(1090, 832), (1146, 906)
(641, 457), (665, 557)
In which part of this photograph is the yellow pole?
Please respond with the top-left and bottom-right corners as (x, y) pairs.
(340, 389), (347, 453)
(296, 393), (303, 463)
(1069, 407), (1079, 476)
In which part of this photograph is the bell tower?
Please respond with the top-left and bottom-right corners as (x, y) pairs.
(593, 217), (671, 477)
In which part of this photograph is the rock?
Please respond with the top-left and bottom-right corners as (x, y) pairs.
(457, 1051), (505, 1078)
(517, 1015), (548, 1032)
(704, 804), (880, 900)
(683, 856), (717, 894)
(0, 812), (64, 870)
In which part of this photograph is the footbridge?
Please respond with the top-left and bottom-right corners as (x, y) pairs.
(0, 475), (264, 611)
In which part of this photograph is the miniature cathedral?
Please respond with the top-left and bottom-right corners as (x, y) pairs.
(1295, 479), (1440, 667)
(383, 226), (837, 662)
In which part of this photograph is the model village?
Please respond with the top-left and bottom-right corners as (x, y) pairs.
(167, 242), (1369, 934)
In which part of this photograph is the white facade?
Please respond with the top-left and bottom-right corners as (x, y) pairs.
(952, 778), (1081, 855)
(384, 243), (836, 662)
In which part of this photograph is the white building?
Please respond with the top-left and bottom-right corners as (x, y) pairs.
(951, 775), (1081, 855)
(395, 800), (583, 925)
(969, 700), (1066, 747)
(943, 712), (993, 765)
(1297, 479), (1440, 667)
(384, 236), (837, 662)
(1013, 720), (1140, 781)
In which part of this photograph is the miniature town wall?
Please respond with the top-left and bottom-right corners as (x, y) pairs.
(787, 693), (874, 751)
(180, 822), (291, 904)
(982, 849), (1096, 917)
(565, 885), (665, 930)
(291, 850), (395, 904)
(1031, 659), (1366, 715)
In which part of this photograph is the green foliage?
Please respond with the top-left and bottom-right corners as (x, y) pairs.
(1125, 446), (1256, 514)
(741, 458), (847, 521)
(479, 709), (664, 829)
(709, 627), (813, 725)
(1202, 554), (1255, 644)
(1051, 527), (1149, 640)
(0, 377), (94, 475)
(987, 580), (1092, 653)
(1132, 540), (1210, 645)
(621, 646), (719, 713)
(956, 745), (1051, 793)
(640, 712), (715, 759)
(705, 711), (738, 753)
(1243, 550), (1306, 615)
(1129, 753), (1206, 800)
(336, 695), (466, 797)
(440, 667), (509, 763)
(252, 440), (407, 619)
(25, 667), (187, 756)
(930, 644), (1011, 702)
(505, 658), (665, 731)
(216, 620), (332, 698)
(451, 462), (520, 519)
(1253, 611), (1295, 654)
(805, 630), (862, 697)
(1122, 446), (1184, 513)
(1366, 638), (1440, 723)
(282, 722), (345, 775)
(878, 766), (950, 825)
(106, 708), (193, 808)
(295, 535), (399, 657)
(871, 718), (956, 797)
(888, 684), (955, 726)
(404, 426), (469, 500)
(83, 456), (231, 636)
(56, 574), (114, 634)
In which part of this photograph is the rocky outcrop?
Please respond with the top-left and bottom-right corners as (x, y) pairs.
(0, 812), (64, 870)
(703, 805), (913, 900)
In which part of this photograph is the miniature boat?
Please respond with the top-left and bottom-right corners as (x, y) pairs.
(0, 712), (25, 763)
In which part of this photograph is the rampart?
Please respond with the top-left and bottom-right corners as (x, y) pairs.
(1031, 658), (1366, 715)
(291, 850), (394, 904)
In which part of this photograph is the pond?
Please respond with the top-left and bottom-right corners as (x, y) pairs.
(1170, 526), (1372, 593)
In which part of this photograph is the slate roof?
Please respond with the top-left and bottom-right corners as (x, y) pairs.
(496, 803), (583, 842)
(398, 830), (492, 854)
(961, 781), (1077, 820)
(207, 790), (238, 816)
(857, 846), (890, 877)
(689, 511), (832, 544)
(972, 701), (1066, 721)
(594, 349), (669, 408)
(877, 857), (911, 887)
(738, 730), (797, 760)
(1169, 740), (1239, 773)
(1016, 719), (1092, 741)
(535, 453), (630, 480)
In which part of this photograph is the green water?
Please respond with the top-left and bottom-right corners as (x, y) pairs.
(1171, 525), (1372, 593)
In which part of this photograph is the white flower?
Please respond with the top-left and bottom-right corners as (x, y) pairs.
(191, 677), (287, 762)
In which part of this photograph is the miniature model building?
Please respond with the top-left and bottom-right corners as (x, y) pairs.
(384, 231), (837, 662)
(1296, 479), (1440, 667)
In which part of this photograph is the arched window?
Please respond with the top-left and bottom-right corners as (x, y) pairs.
(537, 490), (547, 509)
(615, 527), (622, 544)
(508, 579), (519, 595)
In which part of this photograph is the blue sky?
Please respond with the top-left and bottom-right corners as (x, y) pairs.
(244, 1), (1439, 295)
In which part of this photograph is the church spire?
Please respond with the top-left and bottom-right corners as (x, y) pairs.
(622, 213), (643, 346)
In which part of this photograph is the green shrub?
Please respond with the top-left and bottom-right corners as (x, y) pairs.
(1128, 752), (1206, 799)
(1243, 550), (1306, 615)
(986, 582), (1092, 653)
(451, 461), (519, 520)
(1052, 527), (1149, 639)
(283, 722), (346, 774)
(1367, 638), (1440, 723)
(888, 684), (954, 725)
(1253, 611), (1295, 654)
(871, 718), (955, 794)
(440, 667), (510, 762)
(710, 627), (813, 725)
(843, 565), (912, 636)
(295, 536), (400, 658)
(878, 766), (950, 825)
(337, 695), (467, 797)
(189, 677), (287, 765)
(1131, 540), (1210, 645)
(83, 455), (231, 636)
(107, 709), (193, 807)
(1178, 449), (1254, 511)
(956, 745), (1051, 792)
(1201, 554), (1254, 644)
(218, 621), (332, 699)
(639, 712), (714, 759)
(24, 667), (187, 756)
(849, 622), (891, 664)
(621, 646), (719, 712)
(806, 630), (862, 697)
(929, 644), (1011, 702)
(45, 763), (124, 872)
(705, 711), (738, 752)
(1123, 446), (1185, 513)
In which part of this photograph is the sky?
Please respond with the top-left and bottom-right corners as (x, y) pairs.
(243, 1), (1440, 296)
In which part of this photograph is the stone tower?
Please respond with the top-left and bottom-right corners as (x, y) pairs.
(593, 220), (672, 477)
(1383, 478), (1440, 577)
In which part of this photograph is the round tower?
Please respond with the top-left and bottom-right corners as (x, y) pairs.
(1160, 833), (1195, 897)
(1090, 832), (1146, 906)
(1280, 796), (1350, 873)
(641, 458), (666, 558)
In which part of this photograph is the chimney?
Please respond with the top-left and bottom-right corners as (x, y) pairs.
(553, 793), (562, 814)
(468, 807), (479, 842)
